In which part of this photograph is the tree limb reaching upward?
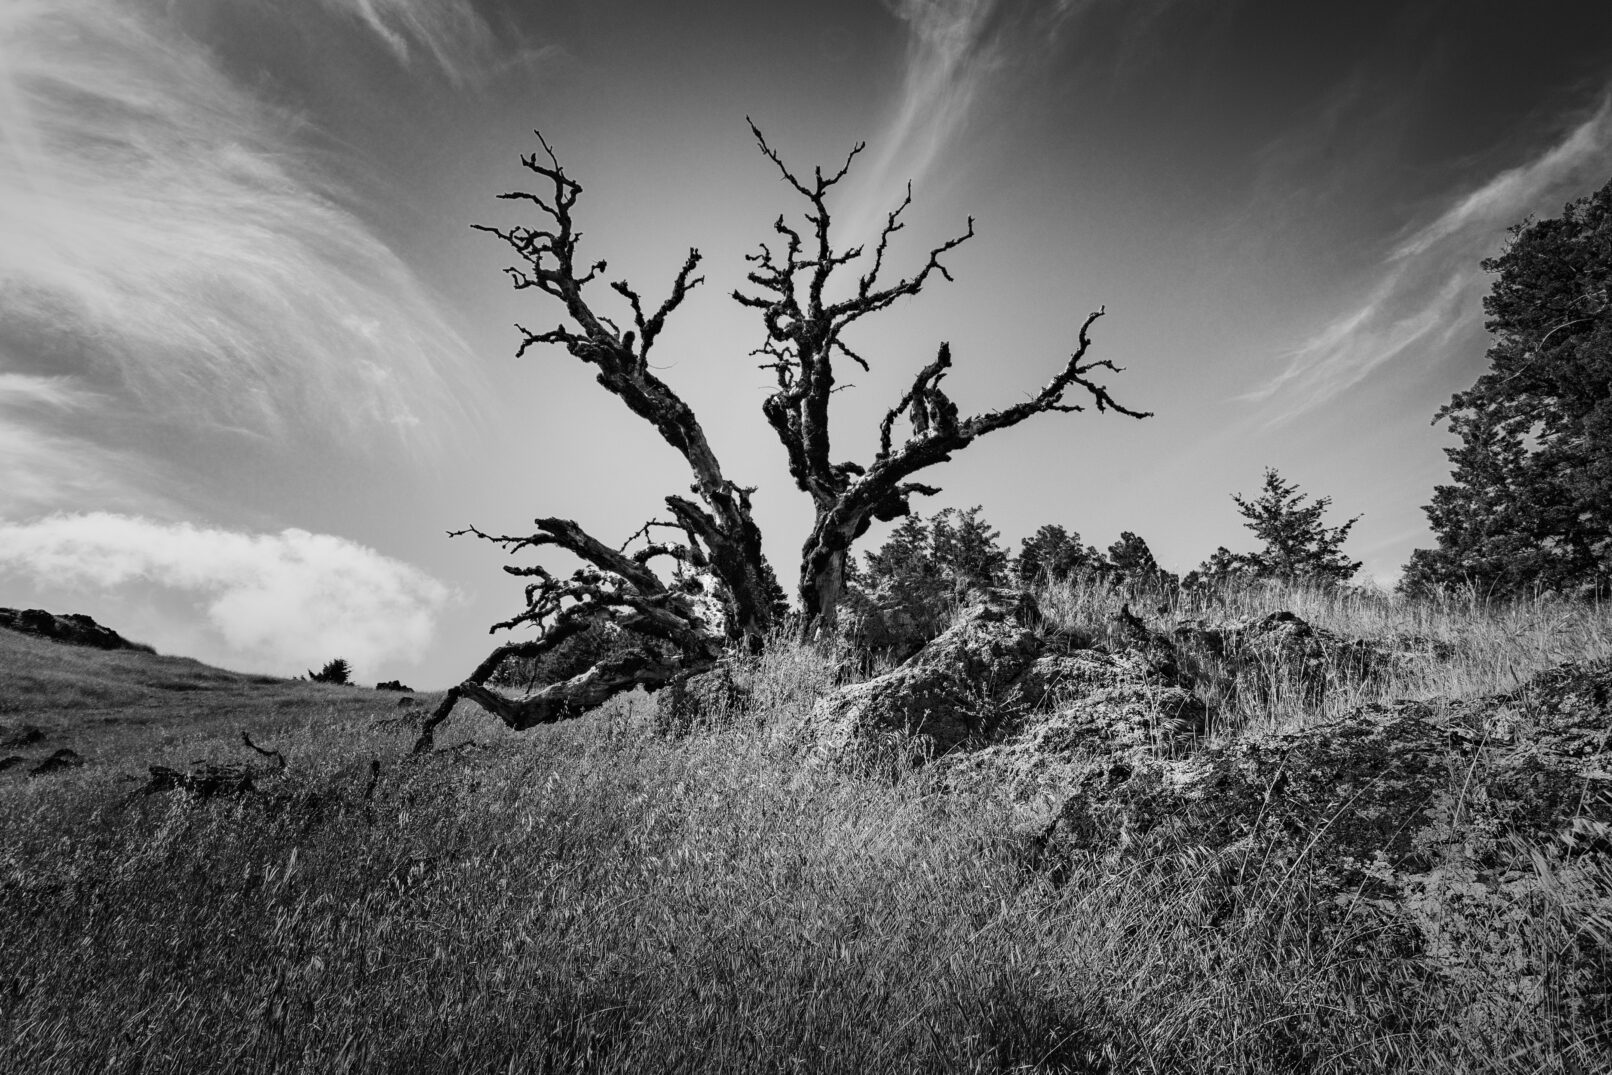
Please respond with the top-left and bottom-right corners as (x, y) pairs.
(426, 123), (1149, 748)
(734, 121), (1151, 630)
(417, 134), (781, 752)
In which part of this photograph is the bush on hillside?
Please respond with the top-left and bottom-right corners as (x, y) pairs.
(307, 658), (351, 685)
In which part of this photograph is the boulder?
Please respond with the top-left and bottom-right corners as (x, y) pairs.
(810, 590), (1045, 760)
(654, 661), (753, 738)
(0, 608), (153, 652)
(941, 648), (1207, 798)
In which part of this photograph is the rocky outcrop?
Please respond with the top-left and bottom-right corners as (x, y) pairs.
(1018, 658), (1612, 1009)
(810, 590), (1044, 761)
(0, 608), (153, 652)
(817, 596), (1610, 1016)
(1088, 658), (1612, 863)
(1171, 610), (1443, 701)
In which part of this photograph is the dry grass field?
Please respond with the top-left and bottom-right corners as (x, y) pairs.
(2, 581), (1609, 1073)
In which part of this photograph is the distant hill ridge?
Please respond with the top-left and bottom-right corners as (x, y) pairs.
(0, 608), (154, 653)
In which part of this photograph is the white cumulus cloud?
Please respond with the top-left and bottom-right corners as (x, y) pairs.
(0, 514), (452, 675)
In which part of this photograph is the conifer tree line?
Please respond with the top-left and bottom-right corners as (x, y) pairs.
(853, 464), (1362, 601)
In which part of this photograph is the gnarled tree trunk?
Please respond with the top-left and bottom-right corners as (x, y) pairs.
(415, 136), (781, 752)
(425, 123), (1149, 750)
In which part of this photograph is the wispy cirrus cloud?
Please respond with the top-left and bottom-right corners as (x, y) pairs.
(0, 513), (452, 676)
(1247, 96), (1612, 422)
(0, 375), (150, 517)
(312, 0), (492, 85)
(0, 0), (478, 511)
(855, 0), (1091, 223)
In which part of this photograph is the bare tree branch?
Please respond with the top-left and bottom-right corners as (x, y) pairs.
(426, 133), (788, 748)
(733, 126), (1149, 631)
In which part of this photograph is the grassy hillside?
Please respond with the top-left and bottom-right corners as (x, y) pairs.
(2, 583), (1609, 1073)
(0, 629), (422, 779)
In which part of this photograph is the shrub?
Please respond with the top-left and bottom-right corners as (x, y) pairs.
(307, 658), (351, 685)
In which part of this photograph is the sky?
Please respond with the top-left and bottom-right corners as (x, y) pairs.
(4, 0), (1612, 686)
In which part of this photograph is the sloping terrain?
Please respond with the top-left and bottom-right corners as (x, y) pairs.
(0, 628), (426, 779)
(2, 584), (1611, 1073)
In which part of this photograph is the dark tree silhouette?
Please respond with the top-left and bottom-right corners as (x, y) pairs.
(1013, 524), (1104, 586)
(415, 135), (784, 750)
(309, 658), (351, 685)
(417, 126), (1147, 750)
(862, 507), (1009, 592)
(1403, 178), (1612, 598)
(735, 122), (1149, 631)
(1105, 531), (1173, 588)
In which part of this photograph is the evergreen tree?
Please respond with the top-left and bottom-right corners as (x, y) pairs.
(862, 507), (1009, 592)
(1403, 178), (1612, 598)
(309, 657), (352, 685)
(930, 507), (1009, 590)
(1013, 524), (1103, 585)
(1105, 531), (1173, 587)
(1219, 468), (1361, 583)
(863, 513), (935, 584)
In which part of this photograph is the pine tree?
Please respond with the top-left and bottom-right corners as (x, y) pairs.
(1403, 178), (1612, 598)
(929, 507), (1009, 590)
(1013, 524), (1103, 585)
(309, 658), (352, 685)
(863, 513), (935, 584)
(1105, 531), (1173, 587)
(863, 507), (1009, 592)
(1212, 469), (1361, 583)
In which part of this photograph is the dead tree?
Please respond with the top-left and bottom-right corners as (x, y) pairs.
(733, 121), (1150, 631)
(414, 135), (780, 752)
(419, 124), (1148, 750)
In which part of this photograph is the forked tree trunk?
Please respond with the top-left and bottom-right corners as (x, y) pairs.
(427, 123), (1148, 750)
(736, 126), (1149, 641)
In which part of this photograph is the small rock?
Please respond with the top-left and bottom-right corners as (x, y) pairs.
(30, 748), (83, 776)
